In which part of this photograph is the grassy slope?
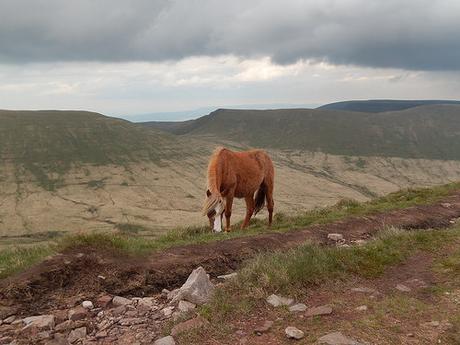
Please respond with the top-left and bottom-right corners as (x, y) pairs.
(0, 110), (181, 190)
(145, 105), (460, 161)
(1, 182), (459, 279)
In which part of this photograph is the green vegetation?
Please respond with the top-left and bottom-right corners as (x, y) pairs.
(146, 105), (460, 160)
(0, 246), (55, 278)
(0, 182), (459, 279)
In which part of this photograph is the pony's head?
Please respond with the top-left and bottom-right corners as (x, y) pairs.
(203, 189), (225, 232)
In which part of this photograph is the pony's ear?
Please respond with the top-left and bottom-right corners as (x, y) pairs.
(206, 189), (211, 197)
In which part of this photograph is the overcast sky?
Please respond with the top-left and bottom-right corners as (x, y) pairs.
(1, 0), (459, 120)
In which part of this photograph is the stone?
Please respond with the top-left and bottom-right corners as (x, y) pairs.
(2, 315), (15, 324)
(254, 320), (273, 335)
(305, 305), (333, 317)
(68, 306), (87, 321)
(0, 336), (13, 344)
(96, 295), (112, 308)
(317, 331), (363, 345)
(95, 330), (108, 338)
(171, 316), (209, 337)
(53, 310), (68, 324)
(162, 306), (175, 317)
(112, 296), (132, 306)
(395, 284), (411, 292)
(422, 320), (440, 327)
(0, 306), (17, 320)
(266, 294), (294, 307)
(22, 315), (55, 330)
(351, 287), (377, 294)
(68, 326), (87, 343)
(327, 233), (344, 241)
(441, 203), (453, 208)
(167, 289), (180, 301)
(178, 300), (196, 313)
(217, 272), (238, 280)
(137, 297), (158, 313)
(355, 305), (368, 311)
(118, 317), (146, 326)
(285, 326), (304, 339)
(82, 301), (94, 309)
(153, 335), (176, 345)
(172, 267), (215, 305)
(37, 331), (51, 340)
(55, 320), (76, 332)
(289, 303), (307, 312)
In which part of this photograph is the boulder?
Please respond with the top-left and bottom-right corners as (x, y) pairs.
(266, 294), (294, 307)
(153, 336), (176, 345)
(285, 326), (304, 339)
(172, 267), (215, 305)
(317, 332), (363, 345)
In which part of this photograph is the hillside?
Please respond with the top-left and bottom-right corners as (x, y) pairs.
(317, 99), (460, 113)
(143, 105), (460, 161)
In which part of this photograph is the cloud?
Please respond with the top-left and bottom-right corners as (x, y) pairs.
(0, 0), (459, 70)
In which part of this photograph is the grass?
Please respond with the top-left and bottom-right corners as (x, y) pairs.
(1, 182), (459, 280)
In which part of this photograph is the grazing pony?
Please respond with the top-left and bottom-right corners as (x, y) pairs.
(203, 147), (274, 232)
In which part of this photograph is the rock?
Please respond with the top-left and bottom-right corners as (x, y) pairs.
(167, 289), (180, 301)
(217, 272), (238, 280)
(82, 301), (94, 309)
(55, 320), (76, 332)
(153, 335), (176, 345)
(119, 317), (147, 326)
(162, 306), (175, 317)
(289, 303), (307, 312)
(112, 296), (132, 306)
(317, 331), (363, 345)
(355, 305), (368, 311)
(137, 297), (158, 313)
(37, 331), (51, 340)
(441, 203), (452, 208)
(305, 305), (333, 317)
(2, 315), (15, 324)
(53, 310), (68, 324)
(22, 315), (55, 330)
(422, 320), (440, 327)
(254, 320), (273, 335)
(110, 305), (127, 316)
(178, 300), (196, 313)
(266, 294), (294, 307)
(0, 306), (17, 320)
(0, 336), (13, 345)
(171, 316), (209, 337)
(285, 326), (304, 339)
(68, 306), (87, 321)
(396, 284), (411, 292)
(351, 287), (377, 294)
(96, 295), (112, 308)
(172, 267), (215, 305)
(68, 326), (87, 343)
(327, 233), (344, 241)
(95, 330), (108, 338)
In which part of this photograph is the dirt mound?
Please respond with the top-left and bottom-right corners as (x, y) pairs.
(2, 192), (460, 316)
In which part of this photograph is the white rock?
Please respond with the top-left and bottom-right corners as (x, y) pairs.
(266, 294), (294, 307)
(22, 315), (55, 330)
(172, 267), (215, 305)
(351, 287), (377, 294)
(289, 303), (307, 312)
(355, 305), (368, 311)
(327, 233), (344, 241)
(112, 296), (132, 306)
(162, 306), (175, 317)
(217, 272), (238, 280)
(285, 326), (304, 339)
(395, 284), (411, 292)
(154, 335), (176, 345)
(82, 301), (94, 309)
(3, 315), (15, 324)
(178, 300), (196, 313)
(317, 331), (363, 345)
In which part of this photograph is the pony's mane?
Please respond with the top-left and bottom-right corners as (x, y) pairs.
(203, 147), (226, 215)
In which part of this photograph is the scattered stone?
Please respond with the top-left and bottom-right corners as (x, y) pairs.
(97, 275), (106, 280)
(75, 253), (84, 258)
(112, 296), (132, 307)
(111, 305), (127, 316)
(327, 233), (344, 241)
(68, 306), (87, 321)
(0, 306), (17, 320)
(95, 330), (108, 338)
(37, 331), (51, 340)
(305, 305), (333, 317)
(82, 301), (94, 309)
(162, 288), (170, 296)
(178, 300), (196, 313)
(154, 335), (176, 345)
(68, 326), (87, 343)
(441, 203), (453, 208)
(396, 284), (411, 292)
(118, 317), (146, 326)
(351, 239), (367, 246)
(2, 315), (15, 324)
(171, 315), (209, 336)
(422, 321), (440, 327)
(285, 326), (304, 339)
(217, 272), (238, 280)
(254, 320), (273, 335)
(53, 310), (68, 324)
(317, 332), (363, 345)
(55, 320), (76, 332)
(355, 305), (368, 311)
(172, 267), (215, 305)
(167, 289), (180, 301)
(96, 295), (112, 308)
(266, 294), (294, 307)
(351, 287), (377, 294)
(406, 278), (428, 289)
(289, 303), (307, 312)
(162, 306), (175, 317)
(22, 315), (55, 330)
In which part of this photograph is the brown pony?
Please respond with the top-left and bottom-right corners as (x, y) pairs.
(203, 147), (274, 232)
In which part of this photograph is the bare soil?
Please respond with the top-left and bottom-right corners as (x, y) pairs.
(2, 191), (460, 319)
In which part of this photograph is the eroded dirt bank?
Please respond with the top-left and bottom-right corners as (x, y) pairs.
(2, 191), (460, 317)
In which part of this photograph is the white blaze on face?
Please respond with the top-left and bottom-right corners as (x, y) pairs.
(213, 203), (224, 232)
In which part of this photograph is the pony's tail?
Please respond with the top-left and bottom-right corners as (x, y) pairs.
(254, 183), (266, 215)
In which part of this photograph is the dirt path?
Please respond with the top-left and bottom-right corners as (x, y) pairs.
(2, 192), (460, 316)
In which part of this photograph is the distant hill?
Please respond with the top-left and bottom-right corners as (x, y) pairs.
(0, 110), (180, 190)
(143, 105), (460, 161)
(318, 99), (460, 113)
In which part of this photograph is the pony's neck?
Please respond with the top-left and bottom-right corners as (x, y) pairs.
(207, 148), (225, 195)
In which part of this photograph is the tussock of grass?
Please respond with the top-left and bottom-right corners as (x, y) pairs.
(203, 226), (460, 322)
(0, 246), (55, 279)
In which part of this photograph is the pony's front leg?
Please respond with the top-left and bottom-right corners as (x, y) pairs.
(241, 196), (255, 229)
(225, 194), (234, 232)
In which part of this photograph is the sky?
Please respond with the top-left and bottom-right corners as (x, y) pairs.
(0, 0), (459, 121)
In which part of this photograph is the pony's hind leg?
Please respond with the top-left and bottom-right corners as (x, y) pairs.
(242, 196), (255, 229)
(265, 178), (274, 227)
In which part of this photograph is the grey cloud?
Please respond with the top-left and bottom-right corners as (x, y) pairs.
(0, 0), (459, 70)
